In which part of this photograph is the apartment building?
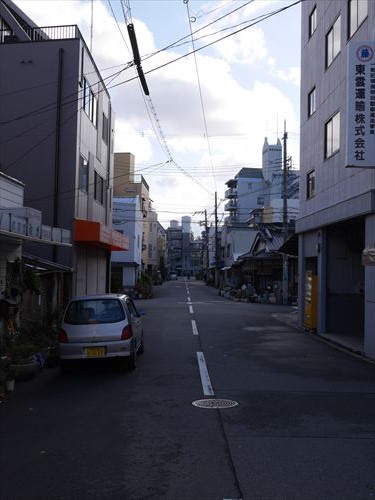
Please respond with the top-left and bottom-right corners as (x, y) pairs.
(0, 0), (128, 297)
(297, 0), (375, 358)
(224, 168), (265, 225)
(114, 153), (155, 273)
(111, 196), (143, 293)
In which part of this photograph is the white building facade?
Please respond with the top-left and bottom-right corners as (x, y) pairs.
(297, 0), (375, 359)
(111, 197), (142, 293)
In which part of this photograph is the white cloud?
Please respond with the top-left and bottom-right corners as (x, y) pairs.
(272, 66), (301, 87)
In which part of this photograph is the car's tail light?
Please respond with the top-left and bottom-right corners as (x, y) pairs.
(121, 325), (133, 340)
(58, 329), (68, 343)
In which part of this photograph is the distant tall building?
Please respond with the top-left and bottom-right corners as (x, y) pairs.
(181, 216), (191, 234)
(166, 217), (202, 276)
(261, 137), (299, 224)
(262, 138), (282, 185)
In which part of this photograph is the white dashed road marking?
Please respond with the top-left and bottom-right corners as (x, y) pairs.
(191, 319), (199, 336)
(196, 351), (214, 396)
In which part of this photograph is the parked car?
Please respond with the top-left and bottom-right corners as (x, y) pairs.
(58, 294), (144, 371)
(169, 272), (178, 280)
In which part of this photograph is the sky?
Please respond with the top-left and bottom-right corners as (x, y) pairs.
(14, 0), (301, 235)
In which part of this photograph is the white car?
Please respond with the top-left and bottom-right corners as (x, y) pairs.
(58, 294), (144, 371)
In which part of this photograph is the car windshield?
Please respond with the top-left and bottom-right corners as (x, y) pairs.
(64, 299), (125, 324)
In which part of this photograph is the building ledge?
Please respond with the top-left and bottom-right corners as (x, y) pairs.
(74, 219), (129, 251)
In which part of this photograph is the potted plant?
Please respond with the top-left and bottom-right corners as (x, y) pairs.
(8, 341), (39, 381)
(0, 355), (16, 393)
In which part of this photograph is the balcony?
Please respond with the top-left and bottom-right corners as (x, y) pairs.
(225, 187), (237, 199)
(225, 178), (237, 189)
(0, 25), (81, 44)
(224, 199), (237, 212)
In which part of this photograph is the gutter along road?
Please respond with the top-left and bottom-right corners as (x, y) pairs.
(1, 280), (374, 499)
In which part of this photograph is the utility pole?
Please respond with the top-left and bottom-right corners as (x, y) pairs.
(204, 209), (209, 281)
(198, 210), (209, 281)
(215, 192), (219, 288)
(282, 121), (289, 305)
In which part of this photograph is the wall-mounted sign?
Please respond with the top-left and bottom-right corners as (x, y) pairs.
(346, 42), (375, 168)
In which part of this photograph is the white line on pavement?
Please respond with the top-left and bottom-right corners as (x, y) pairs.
(191, 319), (198, 335)
(196, 351), (214, 396)
(189, 305), (194, 314)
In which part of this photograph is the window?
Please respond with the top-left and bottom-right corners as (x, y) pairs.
(102, 113), (109, 144)
(325, 112), (340, 158)
(308, 87), (316, 117)
(326, 17), (341, 68)
(307, 170), (316, 198)
(348, 0), (367, 37)
(94, 171), (104, 204)
(309, 6), (317, 37)
(82, 78), (97, 126)
(79, 156), (88, 192)
(257, 196), (264, 205)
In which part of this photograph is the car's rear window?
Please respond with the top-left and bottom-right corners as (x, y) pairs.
(64, 299), (126, 324)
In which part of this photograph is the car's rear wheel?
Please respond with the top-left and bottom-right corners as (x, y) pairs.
(127, 347), (137, 371)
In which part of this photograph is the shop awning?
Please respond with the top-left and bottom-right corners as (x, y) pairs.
(74, 219), (129, 251)
(22, 253), (73, 273)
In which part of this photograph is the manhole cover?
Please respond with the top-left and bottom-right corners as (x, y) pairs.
(192, 398), (239, 409)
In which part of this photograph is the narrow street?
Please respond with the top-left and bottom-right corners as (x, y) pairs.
(1, 280), (374, 500)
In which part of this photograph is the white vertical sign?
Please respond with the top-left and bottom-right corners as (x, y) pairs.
(346, 41), (375, 168)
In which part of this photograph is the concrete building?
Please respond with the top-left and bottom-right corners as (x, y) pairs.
(297, 0), (375, 359)
(224, 145), (300, 227)
(156, 221), (167, 279)
(147, 209), (159, 273)
(166, 217), (203, 277)
(111, 196), (143, 293)
(0, 0), (128, 297)
(113, 153), (156, 274)
(224, 168), (265, 225)
(262, 138), (300, 224)
(166, 223), (182, 274)
(0, 171), (71, 333)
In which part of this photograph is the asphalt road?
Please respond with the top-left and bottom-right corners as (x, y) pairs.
(1, 279), (374, 500)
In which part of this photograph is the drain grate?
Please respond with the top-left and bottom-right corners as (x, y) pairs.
(192, 398), (239, 409)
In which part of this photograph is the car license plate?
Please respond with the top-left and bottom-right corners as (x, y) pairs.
(85, 347), (106, 357)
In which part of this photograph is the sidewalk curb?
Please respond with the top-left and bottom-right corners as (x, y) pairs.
(272, 312), (375, 365)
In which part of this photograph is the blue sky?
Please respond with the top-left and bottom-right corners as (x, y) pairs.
(15, 0), (301, 233)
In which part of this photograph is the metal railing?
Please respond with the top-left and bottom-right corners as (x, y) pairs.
(0, 25), (80, 44)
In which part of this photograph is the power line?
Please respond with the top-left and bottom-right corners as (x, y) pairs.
(185, 0), (217, 192)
